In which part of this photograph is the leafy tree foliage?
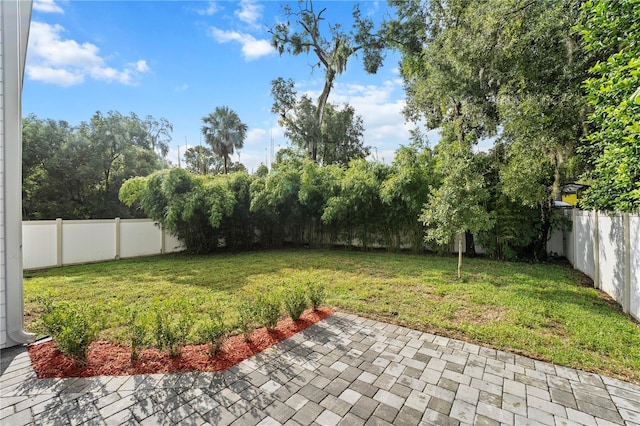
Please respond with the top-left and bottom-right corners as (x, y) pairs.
(381, 132), (436, 252)
(271, 77), (370, 166)
(578, 0), (640, 212)
(299, 160), (344, 246)
(387, 0), (591, 260)
(201, 106), (247, 174)
(269, 0), (385, 161)
(122, 143), (435, 254)
(144, 115), (173, 159)
(420, 133), (493, 278)
(218, 172), (256, 251)
(323, 159), (390, 250)
(23, 112), (167, 219)
(493, 1), (590, 258)
(184, 145), (217, 175)
(474, 148), (549, 261)
(250, 154), (308, 246)
(120, 168), (235, 254)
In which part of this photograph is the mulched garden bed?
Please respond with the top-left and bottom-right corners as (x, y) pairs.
(28, 307), (334, 379)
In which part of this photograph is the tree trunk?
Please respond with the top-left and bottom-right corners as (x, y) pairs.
(458, 234), (463, 279)
(314, 71), (335, 163)
(534, 203), (551, 261)
(465, 231), (476, 257)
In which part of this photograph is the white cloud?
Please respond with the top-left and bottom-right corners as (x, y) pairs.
(301, 79), (415, 152)
(134, 60), (150, 73)
(197, 1), (220, 16)
(239, 125), (285, 170)
(235, 0), (263, 29)
(246, 128), (267, 145)
(27, 65), (83, 86)
(26, 21), (150, 87)
(208, 27), (274, 61)
(33, 0), (64, 14)
(174, 83), (189, 92)
(371, 149), (397, 164)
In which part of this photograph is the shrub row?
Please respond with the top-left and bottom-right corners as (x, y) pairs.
(38, 281), (327, 365)
(120, 147), (554, 260)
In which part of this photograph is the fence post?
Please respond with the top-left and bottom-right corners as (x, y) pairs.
(572, 208), (578, 267)
(594, 211), (600, 289)
(56, 218), (63, 267)
(115, 217), (121, 260)
(161, 225), (166, 254)
(623, 213), (631, 314)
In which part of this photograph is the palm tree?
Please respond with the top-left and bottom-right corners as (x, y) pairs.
(201, 106), (247, 174)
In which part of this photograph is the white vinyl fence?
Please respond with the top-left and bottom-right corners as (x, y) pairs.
(23, 218), (184, 270)
(554, 210), (639, 321)
(22, 212), (638, 321)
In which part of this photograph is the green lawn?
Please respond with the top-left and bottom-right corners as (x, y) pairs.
(24, 250), (640, 383)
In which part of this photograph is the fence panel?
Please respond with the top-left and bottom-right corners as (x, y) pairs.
(564, 210), (574, 267)
(597, 213), (625, 305)
(120, 220), (162, 258)
(22, 221), (57, 269)
(630, 216), (640, 320)
(164, 232), (184, 253)
(547, 228), (564, 257)
(62, 220), (116, 265)
(575, 212), (596, 280)
(22, 219), (184, 269)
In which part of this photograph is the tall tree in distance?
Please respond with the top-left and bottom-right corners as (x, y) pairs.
(388, 0), (499, 256)
(388, 0), (590, 260)
(201, 106), (247, 174)
(184, 145), (217, 175)
(271, 77), (370, 166)
(144, 115), (173, 159)
(269, 0), (385, 161)
(23, 111), (167, 219)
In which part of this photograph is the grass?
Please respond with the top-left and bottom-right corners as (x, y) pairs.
(24, 249), (640, 383)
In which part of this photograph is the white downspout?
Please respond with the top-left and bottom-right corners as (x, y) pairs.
(2, 0), (35, 346)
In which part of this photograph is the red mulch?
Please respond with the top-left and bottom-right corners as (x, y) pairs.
(28, 307), (334, 379)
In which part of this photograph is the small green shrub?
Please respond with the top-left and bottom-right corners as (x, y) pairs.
(255, 291), (282, 332)
(284, 285), (308, 321)
(307, 281), (326, 311)
(200, 310), (226, 356)
(41, 301), (102, 366)
(151, 297), (196, 357)
(237, 301), (257, 342)
(126, 308), (149, 363)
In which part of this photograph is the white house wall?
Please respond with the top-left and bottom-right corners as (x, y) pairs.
(1, 12), (5, 347)
(1, 0), (34, 349)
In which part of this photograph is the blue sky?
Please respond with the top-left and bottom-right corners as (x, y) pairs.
(23, 0), (438, 172)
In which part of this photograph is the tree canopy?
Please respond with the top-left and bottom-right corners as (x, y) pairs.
(201, 106), (247, 175)
(23, 111), (168, 219)
(578, 0), (640, 212)
(271, 77), (370, 166)
(386, 0), (596, 259)
(269, 0), (385, 161)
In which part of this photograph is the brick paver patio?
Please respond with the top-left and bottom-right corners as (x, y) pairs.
(2, 313), (639, 425)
